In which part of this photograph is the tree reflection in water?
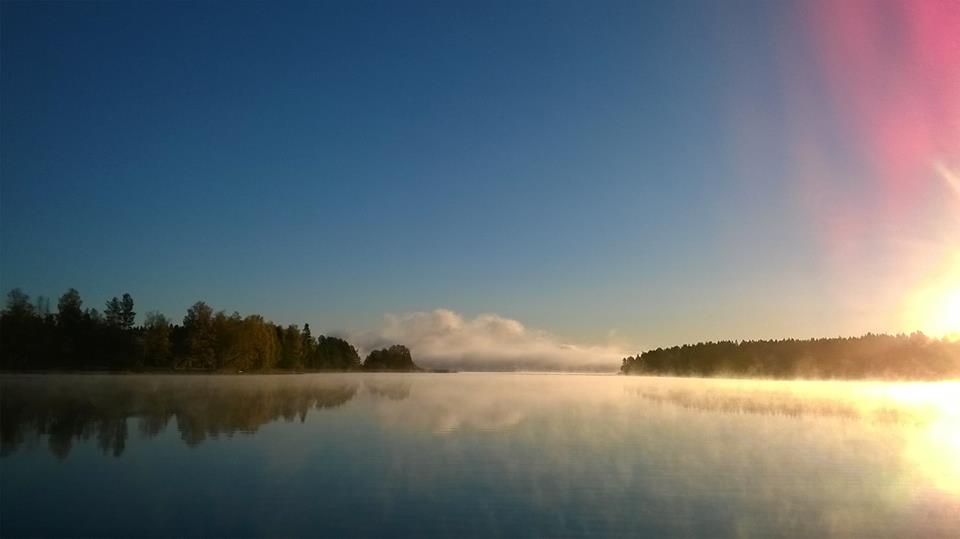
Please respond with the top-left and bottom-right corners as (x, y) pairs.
(0, 375), (357, 458)
(364, 380), (412, 401)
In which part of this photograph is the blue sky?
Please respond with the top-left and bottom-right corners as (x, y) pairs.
(3, 1), (958, 350)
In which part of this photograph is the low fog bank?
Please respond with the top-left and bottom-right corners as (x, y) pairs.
(350, 309), (626, 372)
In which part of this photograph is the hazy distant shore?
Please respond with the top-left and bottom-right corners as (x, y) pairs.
(621, 333), (960, 381)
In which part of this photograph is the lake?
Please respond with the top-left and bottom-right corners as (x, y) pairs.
(1, 373), (958, 537)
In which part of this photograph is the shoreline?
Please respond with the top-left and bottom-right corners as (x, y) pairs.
(2, 370), (958, 382)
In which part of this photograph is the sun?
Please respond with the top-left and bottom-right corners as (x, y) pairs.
(904, 256), (960, 339)
(921, 286), (960, 339)
(906, 286), (960, 339)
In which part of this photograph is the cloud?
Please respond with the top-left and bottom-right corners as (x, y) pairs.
(351, 309), (628, 372)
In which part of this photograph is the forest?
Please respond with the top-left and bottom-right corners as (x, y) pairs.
(0, 288), (420, 372)
(621, 333), (960, 380)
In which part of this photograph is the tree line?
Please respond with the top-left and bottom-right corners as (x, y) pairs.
(620, 333), (960, 380)
(0, 288), (420, 372)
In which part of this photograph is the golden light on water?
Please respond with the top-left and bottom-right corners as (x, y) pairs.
(878, 382), (960, 497)
(915, 415), (960, 496)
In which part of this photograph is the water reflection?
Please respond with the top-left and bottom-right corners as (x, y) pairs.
(628, 381), (926, 423)
(1, 375), (357, 458)
(1, 374), (957, 538)
(364, 380), (411, 401)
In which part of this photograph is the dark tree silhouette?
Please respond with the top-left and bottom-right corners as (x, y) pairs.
(143, 312), (172, 367)
(363, 345), (420, 371)
(0, 287), (408, 374)
(105, 297), (123, 327)
(310, 336), (362, 371)
(280, 324), (304, 370)
(104, 293), (136, 330)
(183, 301), (216, 369)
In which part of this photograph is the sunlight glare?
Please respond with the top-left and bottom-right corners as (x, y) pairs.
(881, 383), (960, 497)
(904, 255), (960, 338)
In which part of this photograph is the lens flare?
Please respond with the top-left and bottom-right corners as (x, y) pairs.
(934, 162), (960, 201)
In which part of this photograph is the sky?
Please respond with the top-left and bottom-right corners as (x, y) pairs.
(2, 1), (958, 366)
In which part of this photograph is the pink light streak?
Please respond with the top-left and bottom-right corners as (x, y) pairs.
(722, 0), (960, 334)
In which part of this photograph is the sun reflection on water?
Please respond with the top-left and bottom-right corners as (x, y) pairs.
(872, 382), (960, 497)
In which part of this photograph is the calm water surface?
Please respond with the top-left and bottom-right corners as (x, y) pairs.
(1, 373), (958, 537)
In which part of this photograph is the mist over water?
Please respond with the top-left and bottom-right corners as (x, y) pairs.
(1, 373), (957, 537)
(351, 309), (626, 372)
